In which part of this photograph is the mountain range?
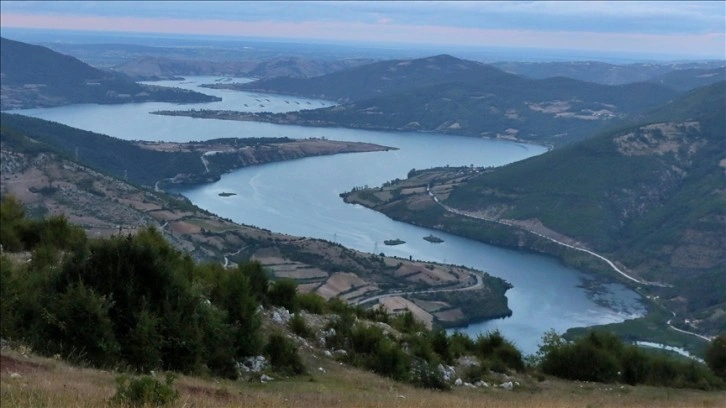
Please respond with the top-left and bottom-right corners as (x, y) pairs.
(343, 80), (726, 336)
(199, 54), (679, 146)
(491, 60), (726, 87)
(0, 37), (219, 110)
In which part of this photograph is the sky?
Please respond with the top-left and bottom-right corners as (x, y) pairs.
(1, 1), (725, 59)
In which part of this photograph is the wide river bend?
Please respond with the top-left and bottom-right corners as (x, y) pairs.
(16, 77), (645, 354)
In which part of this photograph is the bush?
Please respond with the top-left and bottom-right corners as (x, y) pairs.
(368, 338), (410, 381)
(297, 292), (326, 314)
(268, 279), (298, 312)
(45, 282), (121, 367)
(474, 330), (524, 372)
(111, 373), (179, 407)
(538, 330), (724, 389)
(540, 332), (621, 383)
(706, 334), (726, 378)
(290, 313), (312, 339)
(410, 358), (450, 390)
(264, 333), (306, 376)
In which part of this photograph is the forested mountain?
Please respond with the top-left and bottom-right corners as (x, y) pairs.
(341, 81), (724, 335)
(439, 81), (725, 333)
(227, 54), (519, 102)
(491, 60), (726, 87)
(0, 113), (389, 189)
(649, 67), (726, 92)
(199, 54), (678, 146)
(0, 37), (219, 109)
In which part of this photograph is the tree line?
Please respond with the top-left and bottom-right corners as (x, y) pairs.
(1, 195), (723, 390)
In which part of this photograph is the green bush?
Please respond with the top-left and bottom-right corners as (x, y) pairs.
(268, 279), (298, 312)
(264, 333), (306, 376)
(410, 358), (450, 390)
(110, 373), (179, 407)
(368, 338), (410, 381)
(474, 330), (524, 373)
(297, 292), (327, 314)
(706, 334), (726, 378)
(538, 330), (724, 389)
(290, 313), (312, 339)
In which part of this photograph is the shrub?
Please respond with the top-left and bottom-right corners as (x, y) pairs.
(368, 338), (410, 381)
(474, 330), (524, 372)
(538, 330), (724, 389)
(410, 358), (450, 390)
(264, 333), (306, 376)
(297, 292), (327, 314)
(541, 335), (620, 382)
(290, 313), (312, 339)
(110, 373), (179, 407)
(239, 261), (269, 306)
(706, 334), (726, 378)
(46, 282), (121, 367)
(268, 279), (298, 312)
(448, 331), (475, 358)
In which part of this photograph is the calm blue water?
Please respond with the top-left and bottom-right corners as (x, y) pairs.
(15, 77), (645, 355)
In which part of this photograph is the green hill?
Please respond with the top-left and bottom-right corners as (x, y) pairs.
(198, 54), (677, 146)
(340, 81), (724, 336)
(491, 60), (726, 88)
(0, 37), (219, 110)
(442, 81), (725, 333)
(649, 67), (726, 92)
(226, 54), (517, 102)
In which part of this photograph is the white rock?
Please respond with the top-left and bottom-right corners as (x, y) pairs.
(454, 378), (463, 386)
(10, 372), (21, 378)
(260, 374), (274, 383)
(238, 355), (267, 373)
(318, 367), (326, 373)
(324, 350), (333, 357)
(499, 381), (514, 390)
(437, 363), (457, 382)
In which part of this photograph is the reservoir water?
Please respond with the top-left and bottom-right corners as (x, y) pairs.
(15, 77), (646, 355)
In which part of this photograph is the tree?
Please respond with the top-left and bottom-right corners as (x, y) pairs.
(268, 279), (298, 312)
(706, 334), (726, 378)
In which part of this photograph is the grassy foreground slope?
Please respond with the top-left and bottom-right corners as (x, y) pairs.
(2, 347), (725, 408)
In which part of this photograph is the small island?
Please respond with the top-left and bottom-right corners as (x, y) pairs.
(423, 234), (444, 243)
(218, 192), (237, 197)
(384, 238), (406, 246)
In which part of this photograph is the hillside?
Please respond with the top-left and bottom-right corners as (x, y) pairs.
(341, 81), (726, 337)
(649, 67), (726, 92)
(491, 60), (726, 88)
(219, 54), (518, 102)
(0, 113), (391, 189)
(174, 54), (677, 146)
(0, 37), (219, 110)
(0, 114), (511, 328)
(113, 55), (375, 81)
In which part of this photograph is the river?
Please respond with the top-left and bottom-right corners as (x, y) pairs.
(14, 76), (646, 355)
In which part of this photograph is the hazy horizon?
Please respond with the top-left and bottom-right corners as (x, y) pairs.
(1, 1), (724, 62)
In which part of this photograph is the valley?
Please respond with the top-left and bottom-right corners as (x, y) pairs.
(1, 23), (724, 402)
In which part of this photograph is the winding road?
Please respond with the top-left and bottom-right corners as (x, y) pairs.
(428, 187), (662, 287)
(427, 188), (714, 342)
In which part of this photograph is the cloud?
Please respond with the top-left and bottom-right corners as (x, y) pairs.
(1, 1), (724, 58)
(1, 1), (723, 34)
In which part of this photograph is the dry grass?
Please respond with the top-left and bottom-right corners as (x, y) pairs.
(2, 349), (724, 408)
